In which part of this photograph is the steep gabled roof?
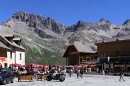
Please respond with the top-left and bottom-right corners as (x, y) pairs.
(63, 41), (97, 57)
(74, 41), (97, 53)
(0, 35), (26, 51)
(0, 41), (11, 50)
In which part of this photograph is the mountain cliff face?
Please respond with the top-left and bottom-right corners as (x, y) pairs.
(1, 11), (130, 65)
(12, 11), (66, 33)
(6, 11), (66, 38)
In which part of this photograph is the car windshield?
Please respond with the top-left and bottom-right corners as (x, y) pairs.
(0, 68), (7, 73)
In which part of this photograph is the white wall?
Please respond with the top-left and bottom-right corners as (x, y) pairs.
(6, 51), (25, 67)
(7, 51), (15, 67)
(15, 51), (25, 65)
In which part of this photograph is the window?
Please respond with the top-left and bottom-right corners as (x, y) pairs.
(87, 58), (90, 61)
(20, 53), (22, 60)
(80, 58), (83, 62)
(103, 52), (107, 56)
(82, 57), (86, 63)
(10, 52), (12, 59)
(91, 56), (97, 60)
(90, 46), (96, 51)
(83, 57), (86, 61)
(116, 51), (120, 55)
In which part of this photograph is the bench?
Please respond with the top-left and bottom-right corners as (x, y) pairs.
(37, 74), (49, 81)
(18, 75), (33, 82)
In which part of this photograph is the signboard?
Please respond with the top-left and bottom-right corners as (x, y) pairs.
(114, 64), (124, 67)
(68, 52), (79, 54)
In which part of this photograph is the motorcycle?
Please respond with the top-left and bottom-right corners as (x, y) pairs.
(46, 70), (65, 82)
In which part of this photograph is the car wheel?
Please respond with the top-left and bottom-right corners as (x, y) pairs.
(2, 79), (6, 85)
(6, 78), (11, 84)
(11, 78), (14, 83)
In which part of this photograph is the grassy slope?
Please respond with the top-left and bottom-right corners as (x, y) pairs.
(21, 42), (66, 66)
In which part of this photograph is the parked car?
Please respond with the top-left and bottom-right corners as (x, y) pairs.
(0, 68), (14, 85)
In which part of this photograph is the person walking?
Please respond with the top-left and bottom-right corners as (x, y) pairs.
(119, 68), (125, 82)
(77, 69), (80, 78)
(69, 68), (73, 77)
(102, 70), (105, 75)
(80, 68), (84, 79)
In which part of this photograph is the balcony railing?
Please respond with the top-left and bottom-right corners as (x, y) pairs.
(99, 56), (130, 63)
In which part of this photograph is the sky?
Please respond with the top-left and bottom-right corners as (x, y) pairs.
(0, 0), (130, 26)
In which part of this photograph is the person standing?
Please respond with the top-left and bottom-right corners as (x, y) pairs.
(69, 68), (73, 77)
(48, 64), (51, 71)
(77, 69), (80, 78)
(102, 70), (105, 75)
(80, 68), (84, 79)
(119, 68), (125, 82)
(0, 63), (2, 68)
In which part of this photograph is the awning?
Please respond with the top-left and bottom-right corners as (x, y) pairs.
(90, 64), (96, 67)
(11, 63), (21, 67)
(36, 64), (43, 67)
(126, 64), (130, 67)
(0, 57), (7, 61)
(65, 65), (74, 68)
(26, 63), (36, 68)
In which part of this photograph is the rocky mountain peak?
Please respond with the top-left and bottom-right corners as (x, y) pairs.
(123, 19), (130, 25)
(12, 11), (45, 23)
(13, 11), (26, 17)
(97, 18), (110, 25)
(6, 11), (67, 35)
(77, 20), (86, 26)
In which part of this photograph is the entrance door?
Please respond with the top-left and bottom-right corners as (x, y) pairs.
(4, 63), (8, 68)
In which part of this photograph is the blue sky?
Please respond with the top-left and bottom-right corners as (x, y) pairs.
(0, 0), (130, 26)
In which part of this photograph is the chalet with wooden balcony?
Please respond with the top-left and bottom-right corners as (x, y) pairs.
(96, 35), (130, 72)
(63, 41), (97, 66)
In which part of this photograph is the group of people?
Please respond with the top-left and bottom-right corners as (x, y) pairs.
(1, 64), (65, 81)
(68, 67), (84, 79)
(67, 66), (126, 81)
(0, 63), (127, 82)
